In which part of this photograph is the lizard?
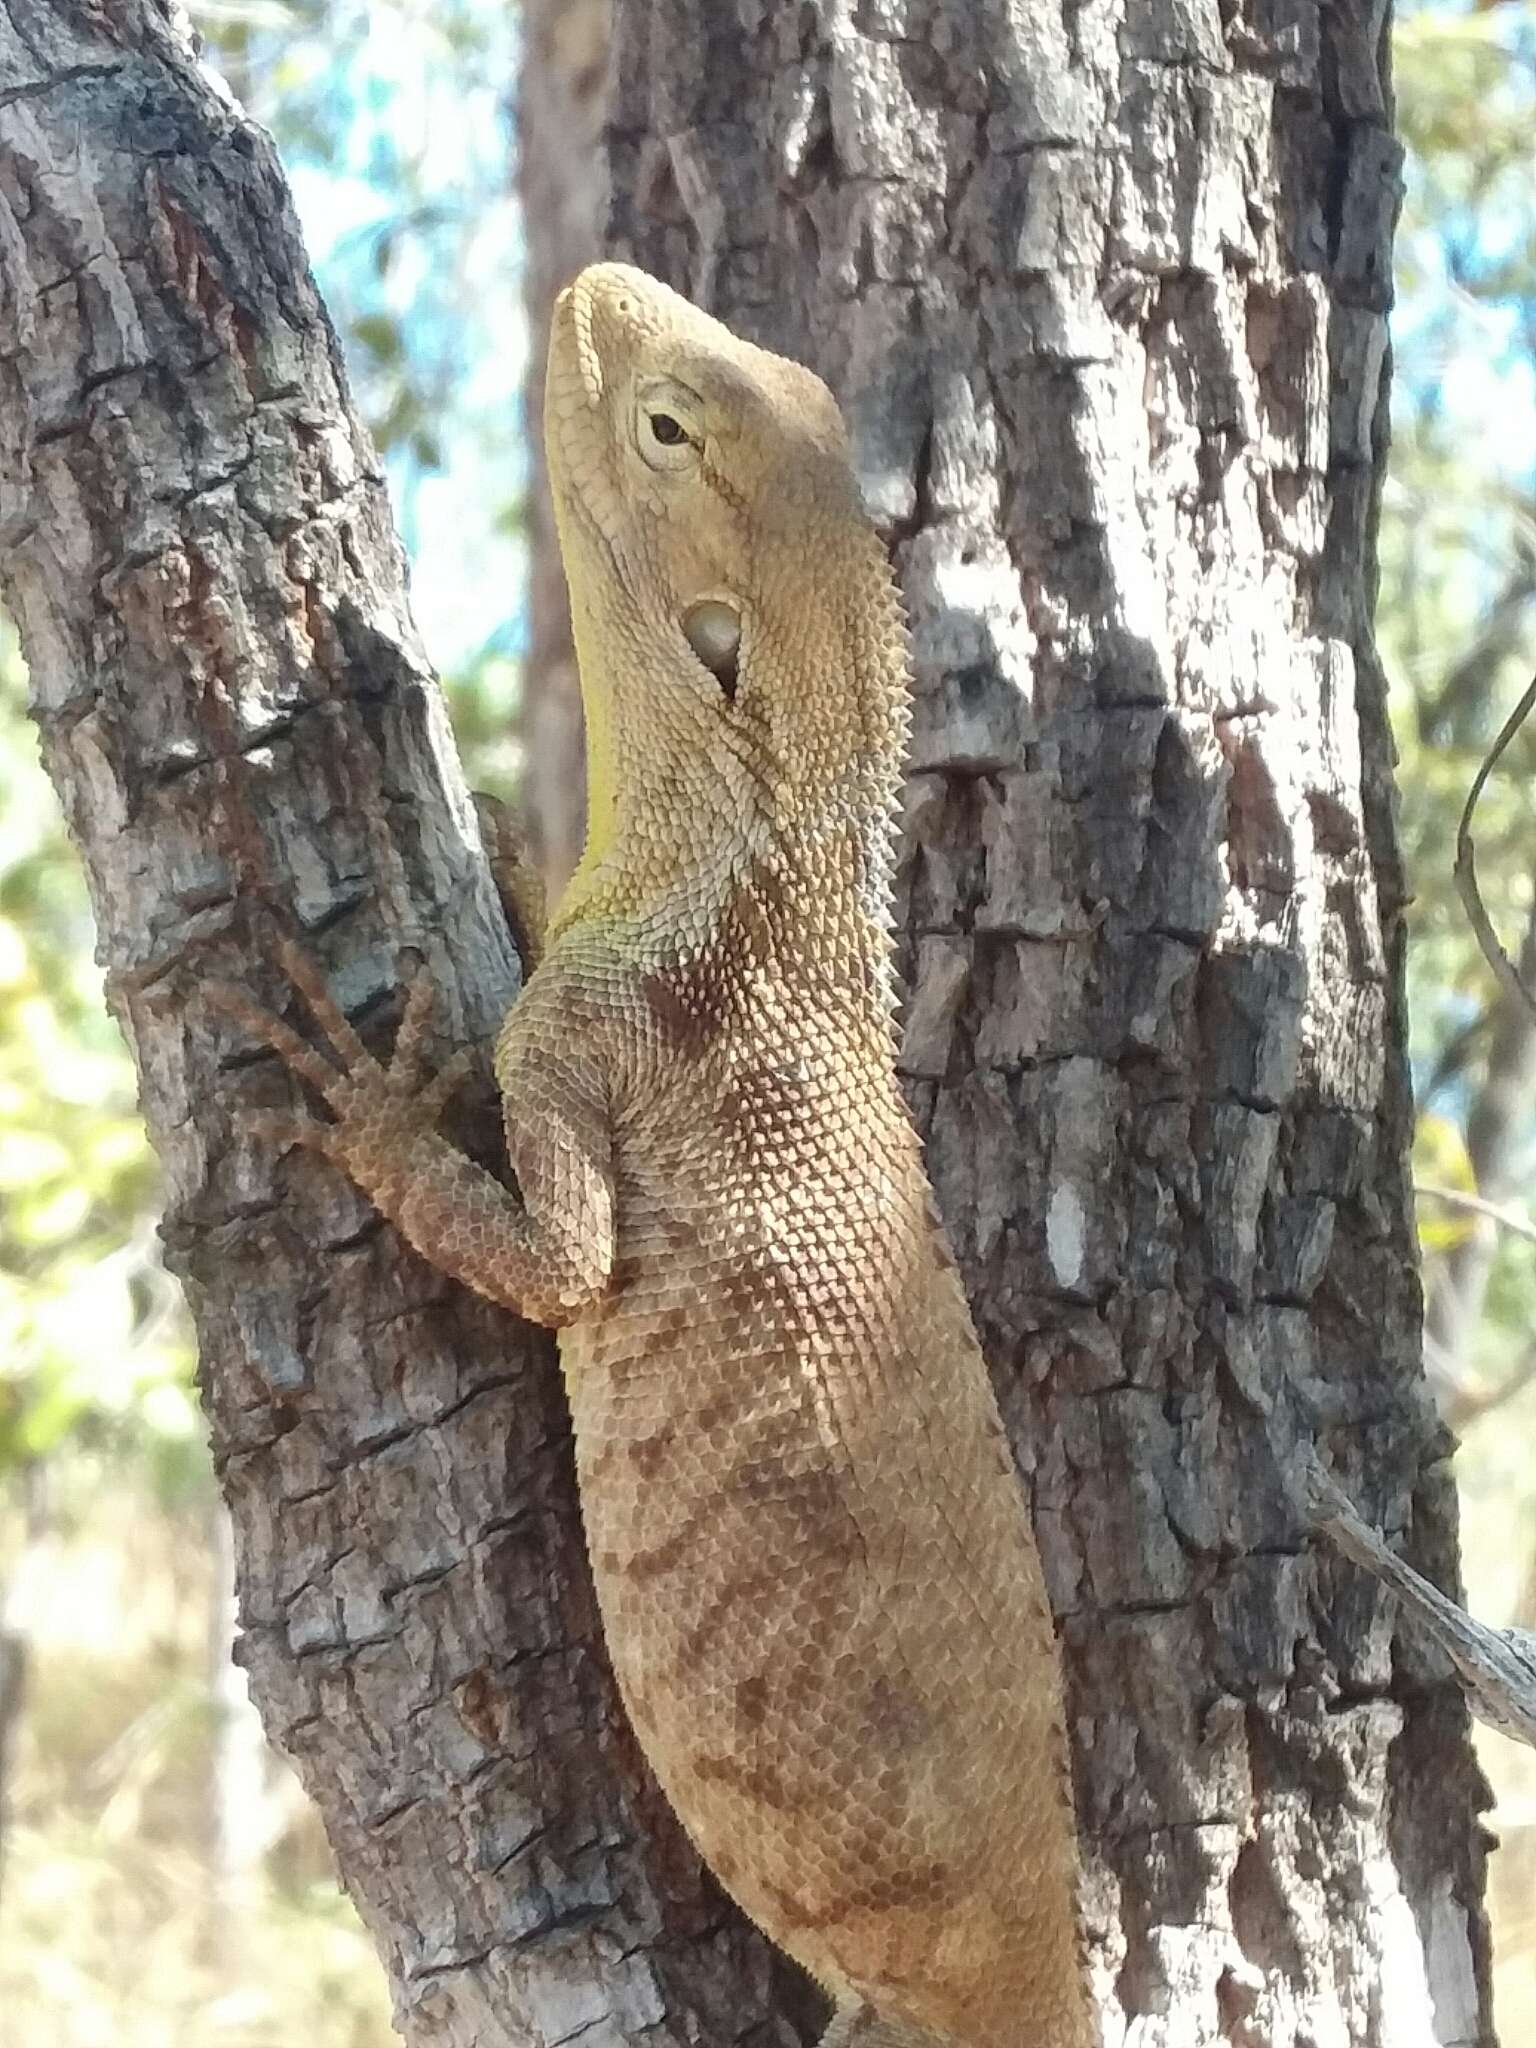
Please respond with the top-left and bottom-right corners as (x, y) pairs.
(215, 263), (1096, 2048)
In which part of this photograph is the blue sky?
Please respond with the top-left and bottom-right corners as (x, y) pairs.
(247, 0), (527, 674)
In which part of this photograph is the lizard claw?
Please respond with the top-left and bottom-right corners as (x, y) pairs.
(205, 943), (470, 1170)
(416, 1044), (476, 1124)
(387, 955), (444, 1097)
(205, 976), (351, 1108)
(241, 1105), (334, 1157)
(271, 935), (375, 1072)
(474, 790), (546, 970)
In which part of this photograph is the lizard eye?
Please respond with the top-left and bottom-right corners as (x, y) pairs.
(635, 385), (702, 472)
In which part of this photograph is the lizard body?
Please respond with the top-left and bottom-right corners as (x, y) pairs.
(223, 266), (1094, 2048)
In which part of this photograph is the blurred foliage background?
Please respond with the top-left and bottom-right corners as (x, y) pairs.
(1, 0), (1534, 2041)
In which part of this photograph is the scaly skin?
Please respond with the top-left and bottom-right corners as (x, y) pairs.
(218, 266), (1095, 2048)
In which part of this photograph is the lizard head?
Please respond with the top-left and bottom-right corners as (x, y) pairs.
(544, 263), (910, 943)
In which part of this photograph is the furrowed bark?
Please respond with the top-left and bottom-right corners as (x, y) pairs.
(0, 3), (800, 2041)
(591, 0), (1495, 2040)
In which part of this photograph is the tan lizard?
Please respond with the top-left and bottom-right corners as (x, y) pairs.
(216, 264), (1095, 2048)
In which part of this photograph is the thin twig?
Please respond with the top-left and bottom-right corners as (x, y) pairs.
(1420, 561), (1536, 744)
(1453, 668), (1536, 1022)
(1415, 1182), (1536, 1247)
(1301, 1451), (1536, 1749)
(1423, 1009), (1493, 1106)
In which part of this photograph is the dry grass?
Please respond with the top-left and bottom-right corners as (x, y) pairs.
(0, 1470), (394, 2048)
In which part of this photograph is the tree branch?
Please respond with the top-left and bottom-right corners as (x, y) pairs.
(1419, 555), (1536, 745)
(1454, 668), (1536, 1021)
(1415, 1182), (1536, 1247)
(1302, 1452), (1536, 1749)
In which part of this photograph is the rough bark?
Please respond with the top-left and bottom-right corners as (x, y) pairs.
(0, 4), (804, 2042)
(587, 0), (1493, 2041)
(515, 0), (611, 890)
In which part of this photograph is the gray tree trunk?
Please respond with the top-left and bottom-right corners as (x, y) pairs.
(0, 5), (1496, 2048)
(515, 0), (610, 890)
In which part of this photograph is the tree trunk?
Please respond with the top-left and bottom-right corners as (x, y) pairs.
(515, 0), (611, 890)
(586, 0), (1493, 2041)
(0, 6), (804, 2042)
(0, 6), (1496, 2048)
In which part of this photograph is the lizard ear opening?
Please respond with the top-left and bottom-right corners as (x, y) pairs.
(682, 599), (742, 702)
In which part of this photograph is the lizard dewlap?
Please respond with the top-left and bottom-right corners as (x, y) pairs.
(226, 262), (1096, 2048)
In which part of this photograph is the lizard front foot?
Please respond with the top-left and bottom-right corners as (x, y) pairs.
(207, 938), (474, 1189)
